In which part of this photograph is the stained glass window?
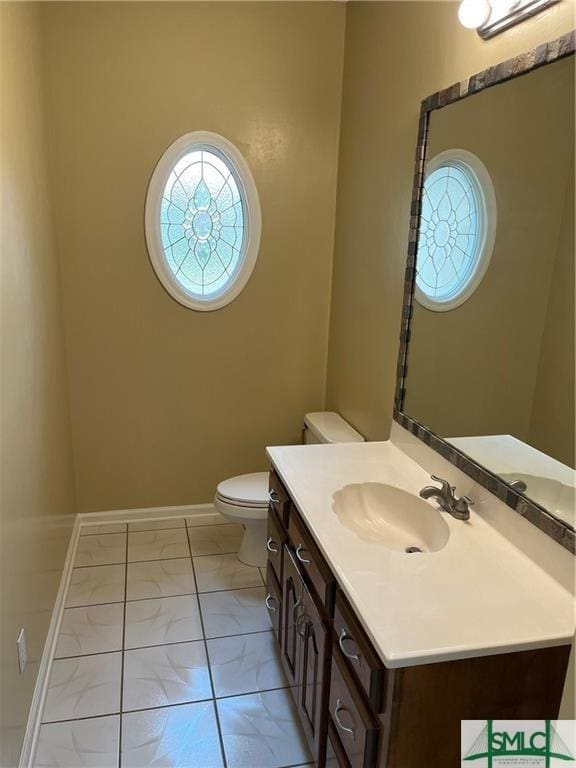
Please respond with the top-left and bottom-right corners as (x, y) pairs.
(415, 154), (493, 311)
(161, 149), (244, 298)
(145, 132), (261, 311)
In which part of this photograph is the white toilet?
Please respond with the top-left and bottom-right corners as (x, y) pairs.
(214, 412), (364, 567)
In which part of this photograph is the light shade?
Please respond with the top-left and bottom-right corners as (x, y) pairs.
(458, 0), (491, 28)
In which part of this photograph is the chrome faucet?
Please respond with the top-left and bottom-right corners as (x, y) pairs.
(419, 475), (474, 521)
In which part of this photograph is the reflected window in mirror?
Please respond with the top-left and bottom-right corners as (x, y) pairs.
(416, 149), (496, 312)
(398, 50), (575, 535)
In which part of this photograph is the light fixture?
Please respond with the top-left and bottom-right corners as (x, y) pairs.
(458, 0), (562, 37)
(458, 0), (491, 28)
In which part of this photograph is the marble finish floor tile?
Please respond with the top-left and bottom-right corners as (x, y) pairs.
(55, 603), (124, 658)
(128, 518), (186, 533)
(74, 534), (127, 567)
(199, 588), (270, 638)
(217, 688), (312, 768)
(121, 701), (223, 768)
(123, 641), (212, 711)
(194, 554), (263, 593)
(42, 653), (122, 723)
(34, 715), (119, 767)
(207, 631), (286, 698)
(128, 529), (189, 563)
(124, 595), (203, 649)
(80, 523), (127, 536)
(187, 524), (244, 556)
(126, 558), (196, 601)
(65, 565), (125, 608)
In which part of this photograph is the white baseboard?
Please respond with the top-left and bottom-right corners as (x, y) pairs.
(78, 503), (223, 527)
(20, 502), (225, 766)
(19, 516), (83, 768)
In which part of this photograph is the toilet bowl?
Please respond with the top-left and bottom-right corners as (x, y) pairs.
(215, 413), (364, 568)
(214, 472), (270, 567)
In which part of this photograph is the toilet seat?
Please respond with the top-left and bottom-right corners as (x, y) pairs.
(214, 473), (269, 566)
(216, 472), (269, 509)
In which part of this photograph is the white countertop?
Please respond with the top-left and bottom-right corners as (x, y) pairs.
(266, 440), (575, 668)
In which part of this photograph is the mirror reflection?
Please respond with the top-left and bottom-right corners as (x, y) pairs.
(404, 57), (575, 527)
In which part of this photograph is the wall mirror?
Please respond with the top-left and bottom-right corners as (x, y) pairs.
(395, 33), (575, 551)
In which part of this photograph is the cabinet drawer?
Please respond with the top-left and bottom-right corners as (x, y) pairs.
(327, 719), (352, 768)
(334, 592), (386, 712)
(288, 509), (335, 614)
(269, 470), (291, 528)
(266, 509), (285, 584)
(329, 646), (380, 768)
(265, 561), (282, 640)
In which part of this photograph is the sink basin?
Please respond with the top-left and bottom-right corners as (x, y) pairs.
(332, 483), (450, 553)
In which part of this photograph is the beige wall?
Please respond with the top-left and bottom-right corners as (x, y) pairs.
(42, 1), (346, 513)
(326, 0), (576, 442)
(0, 3), (76, 763)
(404, 58), (574, 460)
(326, 0), (575, 717)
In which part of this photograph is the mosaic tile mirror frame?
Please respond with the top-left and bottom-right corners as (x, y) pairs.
(394, 31), (575, 554)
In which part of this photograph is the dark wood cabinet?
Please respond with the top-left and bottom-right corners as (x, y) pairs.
(266, 468), (571, 768)
(269, 469), (291, 528)
(266, 507), (284, 584)
(288, 507), (336, 614)
(280, 543), (331, 764)
(326, 719), (352, 768)
(328, 646), (381, 768)
(333, 592), (386, 713)
(297, 582), (331, 764)
(281, 544), (302, 690)
(265, 561), (282, 641)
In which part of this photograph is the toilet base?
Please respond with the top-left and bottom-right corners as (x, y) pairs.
(237, 519), (267, 568)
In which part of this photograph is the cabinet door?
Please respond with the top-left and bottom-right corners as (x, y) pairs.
(265, 561), (282, 641)
(298, 583), (330, 764)
(281, 545), (303, 688)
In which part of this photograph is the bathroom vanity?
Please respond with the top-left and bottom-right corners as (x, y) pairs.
(263, 32), (575, 768)
(264, 440), (573, 768)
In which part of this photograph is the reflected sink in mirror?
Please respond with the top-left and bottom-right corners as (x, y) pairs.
(500, 473), (575, 523)
(332, 483), (450, 553)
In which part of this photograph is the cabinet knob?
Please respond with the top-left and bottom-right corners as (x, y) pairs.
(338, 627), (361, 663)
(265, 594), (278, 613)
(266, 537), (279, 554)
(295, 544), (311, 565)
(334, 698), (356, 740)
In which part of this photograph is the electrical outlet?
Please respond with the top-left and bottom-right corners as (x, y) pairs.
(17, 628), (27, 674)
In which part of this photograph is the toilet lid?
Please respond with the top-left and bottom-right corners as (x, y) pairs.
(216, 472), (269, 508)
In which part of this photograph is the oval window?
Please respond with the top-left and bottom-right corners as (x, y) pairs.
(145, 131), (261, 311)
(415, 149), (496, 312)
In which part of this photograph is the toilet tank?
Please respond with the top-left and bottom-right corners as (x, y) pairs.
(303, 412), (365, 444)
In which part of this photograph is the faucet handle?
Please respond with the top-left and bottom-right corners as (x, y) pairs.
(430, 475), (452, 495)
(454, 495), (474, 513)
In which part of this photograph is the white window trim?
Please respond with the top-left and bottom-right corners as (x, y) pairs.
(415, 148), (497, 313)
(144, 131), (262, 311)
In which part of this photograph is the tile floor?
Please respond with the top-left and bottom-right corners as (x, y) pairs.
(34, 516), (313, 768)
